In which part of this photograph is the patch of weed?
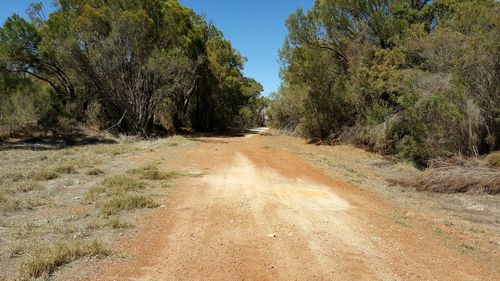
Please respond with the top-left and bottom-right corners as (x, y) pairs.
(85, 220), (103, 230)
(93, 144), (137, 156)
(0, 190), (7, 203)
(30, 170), (59, 181)
(97, 194), (157, 216)
(433, 227), (443, 236)
(459, 243), (475, 252)
(106, 217), (134, 229)
(86, 168), (104, 176)
(392, 211), (411, 227)
(9, 240), (27, 258)
(3, 172), (26, 182)
(16, 182), (44, 193)
(85, 176), (144, 203)
(128, 165), (179, 180)
(486, 151), (500, 168)
(16, 240), (109, 280)
(15, 223), (36, 240)
(54, 164), (77, 174)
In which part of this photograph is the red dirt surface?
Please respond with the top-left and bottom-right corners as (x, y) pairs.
(56, 133), (499, 281)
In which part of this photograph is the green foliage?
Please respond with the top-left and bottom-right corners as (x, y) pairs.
(0, 0), (263, 136)
(270, 0), (499, 164)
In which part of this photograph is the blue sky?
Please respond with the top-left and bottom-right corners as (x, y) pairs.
(0, 0), (315, 95)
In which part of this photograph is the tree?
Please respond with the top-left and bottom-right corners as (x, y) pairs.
(0, 0), (263, 136)
(270, 0), (499, 164)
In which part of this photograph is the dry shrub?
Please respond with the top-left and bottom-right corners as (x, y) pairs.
(393, 166), (500, 195)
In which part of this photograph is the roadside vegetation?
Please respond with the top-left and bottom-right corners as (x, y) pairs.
(269, 0), (499, 166)
(0, 136), (190, 279)
(0, 0), (267, 138)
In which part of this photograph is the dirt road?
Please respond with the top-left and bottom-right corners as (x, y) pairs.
(59, 132), (499, 281)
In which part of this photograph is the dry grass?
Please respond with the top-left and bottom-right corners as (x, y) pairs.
(106, 217), (134, 229)
(0, 190), (7, 204)
(392, 166), (500, 195)
(16, 182), (44, 193)
(84, 175), (144, 203)
(92, 143), (138, 156)
(0, 135), (189, 278)
(86, 168), (104, 175)
(30, 169), (59, 181)
(486, 151), (500, 168)
(97, 194), (157, 216)
(54, 164), (78, 174)
(128, 164), (178, 180)
(84, 175), (158, 216)
(16, 240), (109, 280)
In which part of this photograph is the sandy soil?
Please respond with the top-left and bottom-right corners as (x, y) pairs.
(56, 132), (499, 281)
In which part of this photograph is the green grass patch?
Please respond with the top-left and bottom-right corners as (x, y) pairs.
(17, 240), (109, 280)
(97, 194), (157, 216)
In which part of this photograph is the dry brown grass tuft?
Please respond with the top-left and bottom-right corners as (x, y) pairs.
(54, 164), (78, 174)
(16, 240), (109, 280)
(485, 151), (500, 168)
(86, 167), (104, 175)
(392, 166), (500, 195)
(128, 164), (178, 180)
(30, 169), (59, 181)
(97, 194), (157, 216)
(106, 217), (134, 229)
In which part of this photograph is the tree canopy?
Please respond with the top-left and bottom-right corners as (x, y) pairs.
(269, 0), (499, 165)
(0, 0), (264, 136)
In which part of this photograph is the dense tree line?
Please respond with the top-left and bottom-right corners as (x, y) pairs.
(269, 0), (499, 165)
(0, 0), (264, 136)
